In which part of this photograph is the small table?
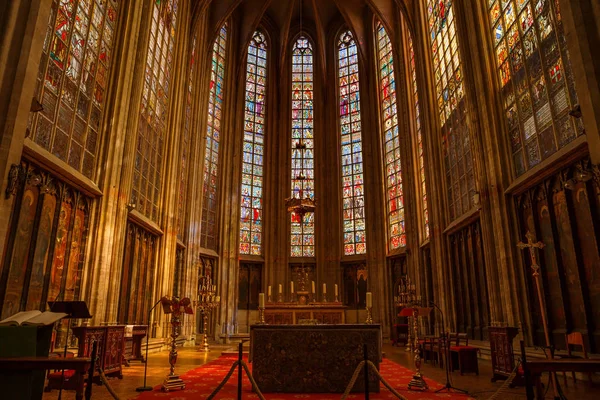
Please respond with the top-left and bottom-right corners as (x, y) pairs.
(0, 357), (91, 400)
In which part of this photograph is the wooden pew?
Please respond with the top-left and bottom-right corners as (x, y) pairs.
(520, 340), (600, 400)
(0, 357), (91, 400)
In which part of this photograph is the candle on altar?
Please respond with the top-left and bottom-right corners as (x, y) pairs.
(334, 284), (338, 296)
(366, 292), (372, 308)
(268, 286), (272, 296)
(291, 281), (294, 293)
(322, 283), (326, 294)
(216, 296), (220, 302)
(311, 281), (315, 293)
(258, 293), (265, 308)
(278, 284), (282, 294)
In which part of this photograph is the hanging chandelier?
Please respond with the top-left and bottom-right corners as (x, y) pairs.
(285, 141), (316, 216)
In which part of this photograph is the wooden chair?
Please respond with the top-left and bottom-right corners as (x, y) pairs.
(449, 332), (479, 375)
(432, 335), (447, 368)
(562, 332), (593, 385)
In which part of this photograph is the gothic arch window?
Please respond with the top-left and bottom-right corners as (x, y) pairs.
(375, 21), (406, 251)
(132, 0), (179, 221)
(239, 31), (268, 256)
(406, 29), (430, 241)
(488, 0), (583, 176)
(201, 24), (228, 250)
(28, 0), (120, 178)
(290, 36), (315, 258)
(337, 30), (366, 256)
(177, 34), (197, 241)
(426, 0), (476, 221)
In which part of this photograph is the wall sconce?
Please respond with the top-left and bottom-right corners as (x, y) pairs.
(30, 97), (43, 113)
(127, 203), (136, 212)
(472, 191), (481, 207)
(568, 104), (582, 119)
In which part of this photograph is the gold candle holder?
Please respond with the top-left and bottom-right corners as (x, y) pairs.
(258, 307), (265, 324)
(365, 306), (373, 324)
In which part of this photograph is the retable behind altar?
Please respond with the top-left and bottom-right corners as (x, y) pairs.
(250, 324), (382, 393)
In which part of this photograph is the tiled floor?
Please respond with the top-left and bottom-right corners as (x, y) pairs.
(41, 342), (600, 400)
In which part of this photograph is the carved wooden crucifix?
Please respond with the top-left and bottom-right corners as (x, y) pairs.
(517, 230), (545, 276)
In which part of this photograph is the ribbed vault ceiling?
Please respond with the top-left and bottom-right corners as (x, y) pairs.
(193, 0), (413, 75)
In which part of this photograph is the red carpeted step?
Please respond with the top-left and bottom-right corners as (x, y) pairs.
(133, 355), (472, 399)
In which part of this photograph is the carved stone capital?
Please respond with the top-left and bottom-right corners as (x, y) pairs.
(5, 164), (25, 199)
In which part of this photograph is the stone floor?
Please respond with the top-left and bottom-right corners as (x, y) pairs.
(41, 342), (600, 400)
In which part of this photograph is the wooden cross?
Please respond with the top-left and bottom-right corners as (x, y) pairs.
(517, 231), (545, 276)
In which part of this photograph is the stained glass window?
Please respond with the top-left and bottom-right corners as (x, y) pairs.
(376, 22), (405, 250)
(488, 0), (583, 176)
(201, 24), (227, 250)
(290, 36), (315, 258)
(240, 31), (267, 256)
(407, 32), (430, 240)
(427, 0), (475, 221)
(131, 0), (179, 221)
(338, 30), (366, 256)
(29, 0), (120, 178)
(177, 34), (197, 240)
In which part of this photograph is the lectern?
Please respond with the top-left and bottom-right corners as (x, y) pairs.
(46, 301), (92, 400)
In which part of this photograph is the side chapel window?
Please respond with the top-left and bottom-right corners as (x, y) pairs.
(375, 21), (406, 250)
(290, 36), (315, 258)
(338, 30), (366, 256)
(132, 0), (179, 221)
(240, 31), (268, 256)
(201, 24), (228, 250)
(406, 30), (430, 240)
(488, 0), (583, 175)
(29, 0), (120, 178)
(426, 0), (476, 221)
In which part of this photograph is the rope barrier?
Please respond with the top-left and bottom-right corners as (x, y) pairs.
(240, 360), (267, 400)
(206, 360), (241, 400)
(486, 360), (521, 400)
(98, 369), (122, 400)
(340, 360), (408, 400)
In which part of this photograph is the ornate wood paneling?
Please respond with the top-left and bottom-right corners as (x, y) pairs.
(238, 262), (262, 310)
(343, 262), (367, 308)
(447, 220), (491, 340)
(118, 222), (158, 324)
(515, 158), (600, 351)
(0, 161), (90, 320)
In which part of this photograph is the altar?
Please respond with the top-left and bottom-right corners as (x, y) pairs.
(264, 303), (346, 324)
(250, 324), (381, 393)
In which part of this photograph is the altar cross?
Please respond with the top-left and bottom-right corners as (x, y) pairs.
(517, 231), (545, 276)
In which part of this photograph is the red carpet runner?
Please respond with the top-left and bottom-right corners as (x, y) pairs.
(133, 355), (472, 399)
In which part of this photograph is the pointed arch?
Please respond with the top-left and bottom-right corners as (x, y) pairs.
(338, 29), (366, 256)
(375, 20), (406, 251)
(239, 30), (268, 256)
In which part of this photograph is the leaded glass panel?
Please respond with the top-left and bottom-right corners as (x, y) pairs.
(240, 31), (267, 256)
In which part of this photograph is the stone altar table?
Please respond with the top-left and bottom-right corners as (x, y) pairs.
(250, 324), (381, 393)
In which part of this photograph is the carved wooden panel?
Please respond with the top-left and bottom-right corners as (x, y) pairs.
(0, 162), (90, 331)
(515, 158), (600, 351)
(118, 223), (157, 324)
(238, 263), (262, 310)
(264, 311), (293, 325)
(73, 326), (124, 379)
(447, 220), (490, 340)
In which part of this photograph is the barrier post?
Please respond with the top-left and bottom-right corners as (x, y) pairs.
(363, 344), (369, 399)
(238, 342), (243, 400)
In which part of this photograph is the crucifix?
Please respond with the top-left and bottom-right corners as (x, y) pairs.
(517, 231), (559, 399)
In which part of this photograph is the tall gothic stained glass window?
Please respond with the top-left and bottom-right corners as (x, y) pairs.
(407, 32), (430, 240)
(376, 22), (406, 250)
(240, 31), (267, 256)
(427, 0), (475, 221)
(488, 0), (583, 176)
(132, 0), (179, 221)
(177, 34), (197, 240)
(290, 36), (315, 258)
(29, 0), (120, 178)
(338, 31), (366, 256)
(201, 24), (227, 250)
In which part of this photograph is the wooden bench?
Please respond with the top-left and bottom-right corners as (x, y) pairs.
(0, 357), (91, 400)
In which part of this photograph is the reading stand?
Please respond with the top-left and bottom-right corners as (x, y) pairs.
(47, 301), (92, 400)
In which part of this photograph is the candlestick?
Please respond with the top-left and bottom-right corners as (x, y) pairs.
(258, 293), (265, 308)
(258, 293), (265, 324)
(334, 284), (339, 302)
(366, 292), (372, 308)
(278, 284), (282, 293)
(322, 283), (326, 294)
(311, 281), (315, 293)
(268, 286), (272, 296)
(291, 281), (294, 293)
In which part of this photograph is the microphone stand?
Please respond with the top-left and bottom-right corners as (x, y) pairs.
(429, 300), (468, 394)
(136, 299), (163, 392)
